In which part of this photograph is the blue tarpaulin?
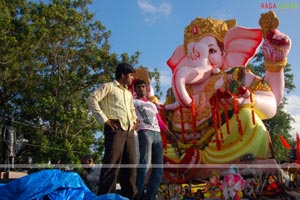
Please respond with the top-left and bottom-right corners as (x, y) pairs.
(0, 169), (128, 200)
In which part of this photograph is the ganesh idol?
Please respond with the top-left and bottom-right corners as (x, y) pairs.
(162, 11), (291, 181)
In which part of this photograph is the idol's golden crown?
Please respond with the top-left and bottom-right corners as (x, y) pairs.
(184, 17), (236, 53)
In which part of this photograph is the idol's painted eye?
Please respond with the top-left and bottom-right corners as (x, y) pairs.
(209, 48), (217, 54)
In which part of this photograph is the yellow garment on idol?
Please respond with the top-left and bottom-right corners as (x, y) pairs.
(201, 107), (269, 163)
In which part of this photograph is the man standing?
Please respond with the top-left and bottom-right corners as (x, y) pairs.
(86, 63), (138, 200)
(133, 79), (178, 200)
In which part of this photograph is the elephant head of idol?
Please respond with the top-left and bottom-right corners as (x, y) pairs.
(167, 17), (262, 107)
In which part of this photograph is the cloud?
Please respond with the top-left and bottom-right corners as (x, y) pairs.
(287, 113), (300, 139)
(137, 0), (171, 22)
(213, 9), (233, 20)
(284, 95), (300, 138)
(159, 70), (172, 87)
(284, 95), (300, 115)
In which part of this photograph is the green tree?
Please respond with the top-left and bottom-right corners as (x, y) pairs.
(149, 68), (163, 98)
(248, 51), (295, 162)
(0, 0), (148, 168)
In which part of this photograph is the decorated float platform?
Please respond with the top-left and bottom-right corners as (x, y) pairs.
(1, 163), (300, 200)
(0, 9), (298, 200)
(157, 158), (300, 199)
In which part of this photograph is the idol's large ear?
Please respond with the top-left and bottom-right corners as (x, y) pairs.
(223, 27), (263, 69)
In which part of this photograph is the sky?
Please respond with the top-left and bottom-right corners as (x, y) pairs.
(89, 0), (300, 138)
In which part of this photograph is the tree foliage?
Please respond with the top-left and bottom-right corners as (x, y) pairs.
(248, 51), (295, 162)
(0, 0), (146, 168)
(149, 68), (162, 98)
